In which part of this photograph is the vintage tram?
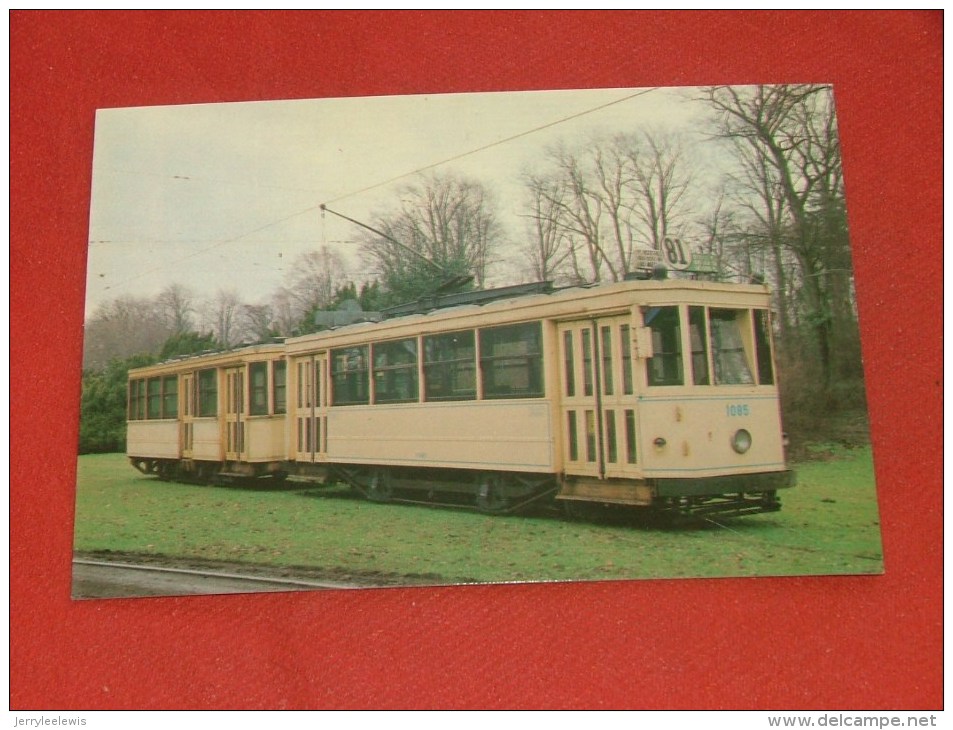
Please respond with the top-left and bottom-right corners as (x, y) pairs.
(127, 277), (794, 520)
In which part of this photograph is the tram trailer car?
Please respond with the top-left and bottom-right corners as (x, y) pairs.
(127, 343), (288, 482)
(127, 279), (795, 520)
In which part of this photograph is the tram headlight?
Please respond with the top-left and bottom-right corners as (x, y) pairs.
(731, 429), (752, 454)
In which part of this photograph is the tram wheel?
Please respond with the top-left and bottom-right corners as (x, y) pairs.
(366, 468), (394, 503)
(195, 463), (214, 485)
(562, 499), (583, 520)
(562, 499), (611, 523)
(475, 473), (510, 514)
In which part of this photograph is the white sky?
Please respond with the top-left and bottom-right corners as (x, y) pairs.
(85, 86), (717, 318)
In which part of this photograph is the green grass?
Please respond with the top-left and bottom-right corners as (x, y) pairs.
(73, 448), (883, 586)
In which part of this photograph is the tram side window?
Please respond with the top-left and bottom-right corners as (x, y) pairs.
(373, 339), (419, 404)
(331, 346), (370, 406)
(162, 376), (178, 419)
(563, 331), (576, 397)
(128, 375), (178, 419)
(137, 380), (146, 419)
(128, 380), (137, 420)
(620, 324), (634, 395)
(753, 309), (775, 385)
(689, 306), (710, 386)
(198, 369), (218, 417)
(147, 378), (162, 419)
(424, 330), (476, 401)
(128, 379), (144, 420)
(709, 309), (755, 385)
(643, 306), (683, 386)
(480, 322), (544, 399)
(273, 360), (287, 414)
(249, 362), (268, 416)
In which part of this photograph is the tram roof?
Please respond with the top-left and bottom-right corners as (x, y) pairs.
(127, 277), (771, 376)
(286, 276), (770, 349)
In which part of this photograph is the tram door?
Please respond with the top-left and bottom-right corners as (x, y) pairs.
(558, 317), (642, 480)
(181, 373), (195, 459)
(224, 367), (246, 461)
(293, 355), (328, 463)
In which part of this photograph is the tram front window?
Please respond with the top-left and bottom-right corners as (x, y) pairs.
(709, 309), (755, 385)
(643, 306), (683, 386)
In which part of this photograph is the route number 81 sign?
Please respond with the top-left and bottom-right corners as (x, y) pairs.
(662, 237), (693, 270)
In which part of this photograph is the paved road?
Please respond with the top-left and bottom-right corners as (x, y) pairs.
(72, 559), (357, 599)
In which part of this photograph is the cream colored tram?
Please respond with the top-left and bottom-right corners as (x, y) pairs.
(127, 344), (288, 481)
(285, 278), (794, 519)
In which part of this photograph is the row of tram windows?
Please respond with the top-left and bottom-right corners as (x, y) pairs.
(330, 321), (544, 406)
(324, 306), (775, 409)
(128, 375), (179, 420)
(128, 361), (287, 420)
(644, 306), (775, 388)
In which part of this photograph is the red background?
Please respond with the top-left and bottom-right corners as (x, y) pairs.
(11, 11), (943, 709)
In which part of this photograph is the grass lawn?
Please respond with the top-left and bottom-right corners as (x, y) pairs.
(73, 447), (883, 586)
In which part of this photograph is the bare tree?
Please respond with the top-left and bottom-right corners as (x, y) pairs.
(702, 84), (852, 385)
(592, 138), (637, 276)
(520, 172), (572, 282)
(155, 283), (195, 336)
(269, 288), (299, 338)
(553, 146), (615, 282)
(242, 303), (276, 342)
(519, 132), (695, 284)
(727, 140), (796, 341)
(624, 131), (693, 255)
(286, 246), (348, 317)
(695, 186), (748, 280)
(201, 289), (245, 348)
(361, 172), (502, 303)
(83, 295), (169, 370)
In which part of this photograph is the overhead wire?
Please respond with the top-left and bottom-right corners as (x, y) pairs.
(97, 167), (335, 196)
(322, 87), (659, 207)
(94, 87), (659, 295)
(102, 201), (325, 292)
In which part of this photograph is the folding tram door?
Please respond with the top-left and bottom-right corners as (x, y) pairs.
(293, 354), (328, 464)
(224, 367), (246, 461)
(557, 316), (642, 482)
(181, 372), (195, 459)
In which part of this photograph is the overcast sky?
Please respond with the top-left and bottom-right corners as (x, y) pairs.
(85, 86), (717, 318)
